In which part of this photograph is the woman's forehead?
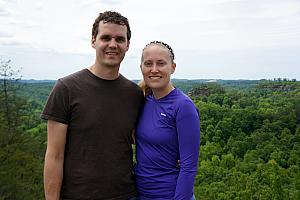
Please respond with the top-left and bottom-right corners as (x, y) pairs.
(143, 46), (171, 59)
(143, 45), (171, 56)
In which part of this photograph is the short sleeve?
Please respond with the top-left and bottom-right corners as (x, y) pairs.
(41, 79), (70, 124)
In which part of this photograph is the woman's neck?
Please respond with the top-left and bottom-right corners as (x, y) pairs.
(152, 84), (175, 99)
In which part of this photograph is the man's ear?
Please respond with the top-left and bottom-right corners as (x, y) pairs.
(126, 40), (130, 51)
(91, 37), (96, 48)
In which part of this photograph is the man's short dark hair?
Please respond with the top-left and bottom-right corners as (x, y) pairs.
(92, 11), (131, 41)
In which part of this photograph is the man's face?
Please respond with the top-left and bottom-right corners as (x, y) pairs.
(92, 21), (129, 68)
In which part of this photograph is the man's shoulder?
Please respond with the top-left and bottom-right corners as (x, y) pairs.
(119, 75), (142, 91)
(59, 69), (87, 82)
(55, 69), (89, 89)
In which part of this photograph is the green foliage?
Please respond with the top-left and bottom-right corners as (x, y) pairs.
(193, 80), (300, 200)
(0, 60), (46, 199)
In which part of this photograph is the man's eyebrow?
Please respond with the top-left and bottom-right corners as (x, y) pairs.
(100, 34), (125, 38)
(100, 34), (110, 37)
(115, 35), (126, 39)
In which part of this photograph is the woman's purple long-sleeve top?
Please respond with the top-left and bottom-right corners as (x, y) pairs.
(135, 88), (200, 200)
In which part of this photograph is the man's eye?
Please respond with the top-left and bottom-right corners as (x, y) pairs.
(158, 62), (165, 66)
(116, 37), (126, 43)
(100, 36), (110, 41)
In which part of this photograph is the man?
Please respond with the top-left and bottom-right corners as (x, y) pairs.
(41, 11), (144, 200)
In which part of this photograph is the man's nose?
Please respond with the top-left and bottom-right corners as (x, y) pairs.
(108, 39), (117, 48)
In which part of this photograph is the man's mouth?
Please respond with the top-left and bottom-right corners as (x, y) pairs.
(106, 52), (118, 55)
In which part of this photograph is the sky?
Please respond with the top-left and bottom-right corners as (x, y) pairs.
(0, 0), (299, 80)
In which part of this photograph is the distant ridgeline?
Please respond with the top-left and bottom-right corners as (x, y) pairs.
(18, 78), (298, 94)
(17, 78), (257, 99)
(19, 79), (56, 84)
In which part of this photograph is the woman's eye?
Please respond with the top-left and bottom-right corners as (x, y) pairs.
(144, 62), (152, 67)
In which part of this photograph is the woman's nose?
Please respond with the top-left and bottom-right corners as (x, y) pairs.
(150, 65), (159, 73)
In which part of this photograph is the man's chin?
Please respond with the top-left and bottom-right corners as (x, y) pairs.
(105, 62), (121, 68)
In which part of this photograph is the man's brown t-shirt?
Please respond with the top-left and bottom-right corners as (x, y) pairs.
(41, 69), (144, 200)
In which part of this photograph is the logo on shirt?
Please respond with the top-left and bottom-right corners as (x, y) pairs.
(160, 113), (166, 117)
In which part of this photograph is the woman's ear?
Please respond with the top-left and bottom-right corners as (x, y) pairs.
(171, 62), (176, 74)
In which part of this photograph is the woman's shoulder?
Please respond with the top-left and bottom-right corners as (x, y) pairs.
(173, 88), (199, 115)
(174, 88), (194, 105)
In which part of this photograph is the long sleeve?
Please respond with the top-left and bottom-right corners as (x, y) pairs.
(174, 100), (200, 200)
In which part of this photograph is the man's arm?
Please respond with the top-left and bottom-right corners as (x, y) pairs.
(44, 120), (68, 200)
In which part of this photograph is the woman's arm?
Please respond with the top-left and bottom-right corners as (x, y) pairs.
(174, 100), (200, 200)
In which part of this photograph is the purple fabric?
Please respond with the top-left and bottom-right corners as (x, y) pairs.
(135, 88), (200, 200)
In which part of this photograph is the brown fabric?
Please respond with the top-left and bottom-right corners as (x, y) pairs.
(41, 69), (144, 200)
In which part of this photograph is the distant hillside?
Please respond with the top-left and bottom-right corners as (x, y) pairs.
(19, 79), (56, 83)
(19, 78), (298, 95)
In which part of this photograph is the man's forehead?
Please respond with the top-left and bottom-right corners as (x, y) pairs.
(99, 21), (127, 29)
(98, 22), (127, 35)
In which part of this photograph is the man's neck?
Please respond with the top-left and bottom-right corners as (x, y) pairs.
(88, 63), (120, 80)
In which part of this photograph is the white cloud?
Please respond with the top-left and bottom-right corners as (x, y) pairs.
(0, 32), (13, 38)
(0, 0), (299, 79)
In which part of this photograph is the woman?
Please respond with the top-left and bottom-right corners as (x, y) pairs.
(135, 41), (200, 200)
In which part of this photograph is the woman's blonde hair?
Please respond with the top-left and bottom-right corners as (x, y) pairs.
(138, 80), (151, 96)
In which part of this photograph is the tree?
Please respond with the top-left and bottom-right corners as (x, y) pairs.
(0, 59), (21, 140)
(0, 59), (44, 199)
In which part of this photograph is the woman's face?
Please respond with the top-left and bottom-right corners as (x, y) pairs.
(141, 44), (176, 93)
